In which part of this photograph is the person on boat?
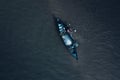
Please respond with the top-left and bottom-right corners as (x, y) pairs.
(66, 24), (77, 33)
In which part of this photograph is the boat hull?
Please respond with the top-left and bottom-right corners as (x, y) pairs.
(54, 16), (79, 60)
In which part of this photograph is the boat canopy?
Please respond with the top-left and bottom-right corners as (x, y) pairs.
(62, 34), (72, 46)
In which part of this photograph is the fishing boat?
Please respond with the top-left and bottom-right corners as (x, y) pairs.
(53, 16), (79, 60)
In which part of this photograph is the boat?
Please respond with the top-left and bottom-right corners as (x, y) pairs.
(53, 16), (79, 60)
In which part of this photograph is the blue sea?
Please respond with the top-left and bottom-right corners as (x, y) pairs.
(0, 0), (120, 80)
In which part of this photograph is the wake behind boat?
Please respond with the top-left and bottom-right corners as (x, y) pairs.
(53, 16), (79, 60)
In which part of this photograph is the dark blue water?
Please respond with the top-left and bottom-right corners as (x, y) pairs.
(0, 0), (120, 80)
